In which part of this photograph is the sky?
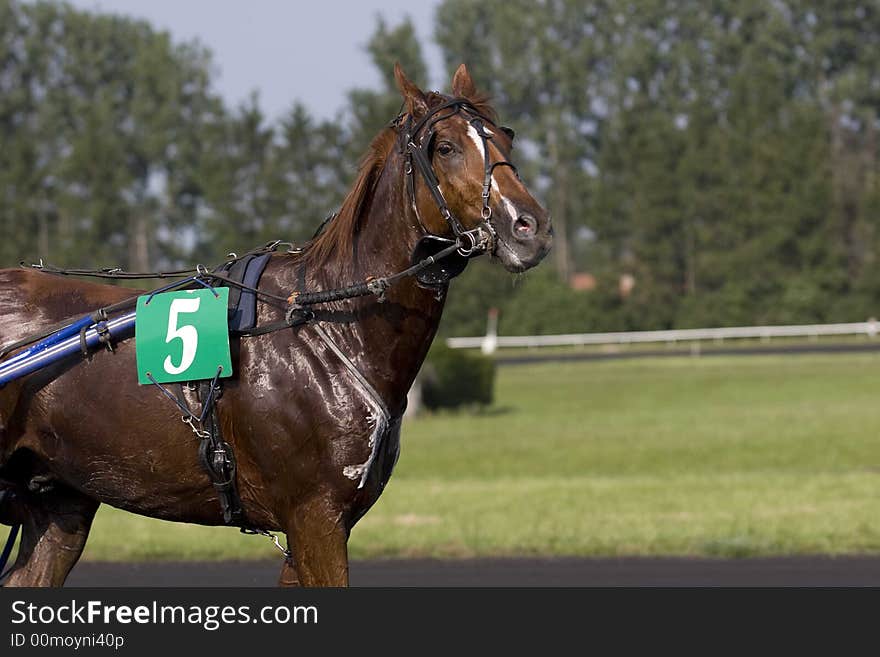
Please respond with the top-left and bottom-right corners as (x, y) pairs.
(64, 0), (444, 121)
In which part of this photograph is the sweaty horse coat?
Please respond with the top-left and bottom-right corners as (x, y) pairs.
(0, 64), (552, 586)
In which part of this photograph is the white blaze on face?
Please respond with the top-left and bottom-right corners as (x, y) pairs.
(467, 124), (503, 196)
(466, 124), (486, 161)
(467, 123), (519, 218)
(500, 193), (518, 221)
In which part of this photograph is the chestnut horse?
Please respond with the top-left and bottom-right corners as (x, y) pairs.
(0, 64), (551, 586)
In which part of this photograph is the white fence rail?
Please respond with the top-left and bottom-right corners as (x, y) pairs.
(446, 320), (880, 353)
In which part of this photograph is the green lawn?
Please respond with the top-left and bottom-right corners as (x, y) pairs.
(83, 352), (880, 561)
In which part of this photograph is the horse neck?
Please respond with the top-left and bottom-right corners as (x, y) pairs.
(314, 149), (447, 415)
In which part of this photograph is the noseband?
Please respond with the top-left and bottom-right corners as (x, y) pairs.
(396, 100), (518, 284)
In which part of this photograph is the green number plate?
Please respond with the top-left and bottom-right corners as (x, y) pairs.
(135, 288), (232, 385)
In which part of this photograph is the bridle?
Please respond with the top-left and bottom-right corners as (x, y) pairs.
(16, 100), (528, 336)
(397, 98), (519, 259)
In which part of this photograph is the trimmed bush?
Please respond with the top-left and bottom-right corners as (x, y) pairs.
(421, 344), (495, 410)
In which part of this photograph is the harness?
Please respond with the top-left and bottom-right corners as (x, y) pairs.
(398, 99), (518, 283)
(0, 98), (518, 575)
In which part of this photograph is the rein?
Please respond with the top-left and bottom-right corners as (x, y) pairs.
(12, 237), (468, 345)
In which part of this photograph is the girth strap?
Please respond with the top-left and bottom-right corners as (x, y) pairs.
(148, 373), (288, 556)
(195, 379), (244, 526)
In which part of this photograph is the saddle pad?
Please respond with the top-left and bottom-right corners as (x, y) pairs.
(215, 253), (272, 332)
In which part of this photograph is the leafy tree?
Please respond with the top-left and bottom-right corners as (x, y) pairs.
(6, 0), (880, 337)
(434, 0), (880, 333)
(344, 16), (428, 158)
(0, 0), (218, 269)
(436, 0), (606, 281)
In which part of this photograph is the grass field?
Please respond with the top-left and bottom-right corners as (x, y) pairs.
(81, 352), (880, 561)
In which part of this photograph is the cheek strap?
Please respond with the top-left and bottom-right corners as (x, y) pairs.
(470, 117), (519, 220)
(403, 100), (513, 257)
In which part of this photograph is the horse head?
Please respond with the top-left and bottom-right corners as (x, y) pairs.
(394, 63), (552, 273)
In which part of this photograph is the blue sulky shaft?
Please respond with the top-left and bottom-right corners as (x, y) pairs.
(0, 311), (136, 387)
(0, 315), (95, 370)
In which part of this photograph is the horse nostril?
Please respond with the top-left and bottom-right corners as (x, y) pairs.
(513, 214), (537, 240)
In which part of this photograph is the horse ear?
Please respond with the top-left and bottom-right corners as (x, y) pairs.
(394, 62), (428, 118)
(451, 63), (478, 99)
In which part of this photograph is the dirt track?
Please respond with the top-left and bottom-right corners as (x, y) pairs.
(64, 556), (880, 587)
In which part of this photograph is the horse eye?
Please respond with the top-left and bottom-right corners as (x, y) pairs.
(436, 142), (455, 156)
(500, 126), (515, 141)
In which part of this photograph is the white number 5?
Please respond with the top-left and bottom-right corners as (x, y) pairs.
(163, 297), (201, 375)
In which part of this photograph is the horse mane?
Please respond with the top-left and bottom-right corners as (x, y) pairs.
(302, 127), (397, 268)
(302, 91), (498, 269)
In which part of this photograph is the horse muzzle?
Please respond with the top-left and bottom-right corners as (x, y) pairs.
(492, 210), (553, 273)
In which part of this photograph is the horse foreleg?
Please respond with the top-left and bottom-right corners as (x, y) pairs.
(285, 496), (349, 587)
(3, 489), (98, 587)
(278, 556), (301, 587)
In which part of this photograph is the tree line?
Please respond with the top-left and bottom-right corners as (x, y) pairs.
(3, 0), (879, 336)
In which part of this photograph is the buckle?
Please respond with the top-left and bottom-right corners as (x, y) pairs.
(457, 228), (489, 257)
